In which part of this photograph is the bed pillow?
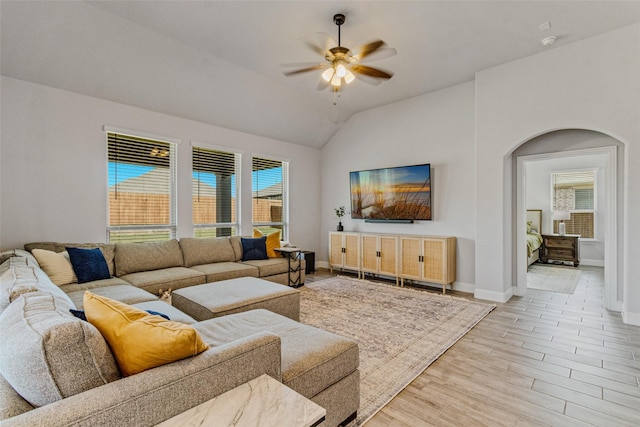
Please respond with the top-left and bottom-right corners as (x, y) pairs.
(31, 249), (77, 286)
(83, 291), (209, 376)
(240, 236), (268, 261)
(66, 247), (110, 284)
(253, 229), (282, 258)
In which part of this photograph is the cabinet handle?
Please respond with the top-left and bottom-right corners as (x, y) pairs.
(377, 251), (381, 257)
(342, 247), (346, 253)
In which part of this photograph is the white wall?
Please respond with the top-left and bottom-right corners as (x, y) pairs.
(0, 77), (322, 253)
(320, 82), (476, 291)
(475, 23), (640, 323)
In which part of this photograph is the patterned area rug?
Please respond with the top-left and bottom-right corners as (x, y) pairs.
(527, 264), (581, 294)
(299, 277), (495, 425)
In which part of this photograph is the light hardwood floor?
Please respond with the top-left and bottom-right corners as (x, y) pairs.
(307, 266), (640, 426)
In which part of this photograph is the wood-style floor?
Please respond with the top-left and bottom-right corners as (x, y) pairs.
(306, 265), (640, 426)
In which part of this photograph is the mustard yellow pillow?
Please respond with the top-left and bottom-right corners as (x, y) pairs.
(83, 291), (209, 376)
(253, 229), (282, 258)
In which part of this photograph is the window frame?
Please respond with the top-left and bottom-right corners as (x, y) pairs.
(550, 168), (597, 240)
(191, 142), (242, 237)
(251, 154), (289, 241)
(105, 126), (178, 243)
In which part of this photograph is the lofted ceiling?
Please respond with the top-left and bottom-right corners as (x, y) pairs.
(2, 1), (640, 149)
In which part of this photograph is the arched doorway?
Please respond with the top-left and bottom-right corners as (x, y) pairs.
(513, 130), (623, 311)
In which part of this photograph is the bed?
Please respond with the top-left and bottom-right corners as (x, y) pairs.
(527, 209), (543, 268)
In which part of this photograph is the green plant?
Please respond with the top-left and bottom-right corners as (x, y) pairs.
(334, 206), (346, 219)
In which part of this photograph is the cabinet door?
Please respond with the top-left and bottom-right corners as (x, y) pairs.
(422, 238), (445, 283)
(343, 233), (360, 271)
(379, 236), (397, 276)
(361, 235), (379, 273)
(329, 232), (344, 268)
(400, 237), (422, 280)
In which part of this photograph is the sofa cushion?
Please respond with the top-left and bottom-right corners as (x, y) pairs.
(179, 237), (236, 267)
(242, 258), (290, 277)
(241, 237), (268, 261)
(119, 267), (206, 295)
(66, 247), (111, 284)
(190, 261), (259, 282)
(115, 240), (184, 276)
(58, 276), (131, 294)
(30, 249), (78, 285)
(193, 309), (359, 399)
(65, 284), (158, 310)
(0, 292), (120, 407)
(133, 300), (198, 324)
(25, 243), (116, 277)
(84, 292), (209, 376)
(229, 236), (244, 261)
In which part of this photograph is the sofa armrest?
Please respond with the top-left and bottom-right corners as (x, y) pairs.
(0, 332), (281, 427)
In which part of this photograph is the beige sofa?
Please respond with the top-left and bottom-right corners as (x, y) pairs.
(0, 240), (358, 427)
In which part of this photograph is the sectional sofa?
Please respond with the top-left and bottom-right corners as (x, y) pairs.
(0, 237), (360, 427)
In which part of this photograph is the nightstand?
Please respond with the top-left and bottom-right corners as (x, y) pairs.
(540, 234), (580, 267)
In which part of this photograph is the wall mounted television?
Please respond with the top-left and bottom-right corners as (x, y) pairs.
(350, 163), (431, 222)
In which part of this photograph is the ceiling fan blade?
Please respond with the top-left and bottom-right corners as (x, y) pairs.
(317, 79), (330, 91)
(359, 47), (397, 63)
(283, 64), (327, 76)
(354, 40), (386, 61)
(351, 64), (393, 80)
(299, 32), (336, 57)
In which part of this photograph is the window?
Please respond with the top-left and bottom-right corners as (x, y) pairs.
(252, 156), (289, 240)
(107, 131), (176, 242)
(551, 169), (596, 238)
(192, 146), (240, 237)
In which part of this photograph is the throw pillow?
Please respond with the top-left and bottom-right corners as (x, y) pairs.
(31, 249), (77, 285)
(240, 236), (268, 261)
(83, 291), (209, 376)
(70, 308), (170, 321)
(253, 229), (282, 258)
(66, 247), (110, 284)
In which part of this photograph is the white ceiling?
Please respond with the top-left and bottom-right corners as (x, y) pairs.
(2, 1), (640, 148)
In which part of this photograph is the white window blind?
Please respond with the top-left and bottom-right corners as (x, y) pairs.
(552, 169), (596, 238)
(107, 132), (176, 242)
(252, 156), (289, 240)
(192, 146), (240, 237)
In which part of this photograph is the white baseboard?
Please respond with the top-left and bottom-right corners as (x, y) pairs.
(452, 281), (475, 294)
(581, 259), (605, 267)
(622, 310), (640, 326)
(474, 286), (513, 303)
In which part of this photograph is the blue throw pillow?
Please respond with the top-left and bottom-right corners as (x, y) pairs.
(70, 308), (169, 321)
(65, 247), (111, 284)
(241, 236), (268, 261)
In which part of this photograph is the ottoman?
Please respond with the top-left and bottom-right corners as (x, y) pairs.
(171, 277), (300, 321)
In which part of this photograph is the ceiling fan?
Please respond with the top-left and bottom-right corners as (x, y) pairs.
(282, 13), (396, 91)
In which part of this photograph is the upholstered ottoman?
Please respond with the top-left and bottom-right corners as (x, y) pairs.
(171, 277), (300, 321)
(193, 309), (360, 427)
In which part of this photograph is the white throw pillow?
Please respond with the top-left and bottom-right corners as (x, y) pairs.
(31, 249), (77, 286)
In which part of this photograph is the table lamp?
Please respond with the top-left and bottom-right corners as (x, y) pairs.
(553, 211), (571, 236)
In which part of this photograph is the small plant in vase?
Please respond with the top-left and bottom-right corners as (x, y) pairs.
(334, 206), (346, 232)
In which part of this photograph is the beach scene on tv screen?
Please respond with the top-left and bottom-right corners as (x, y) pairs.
(350, 164), (431, 220)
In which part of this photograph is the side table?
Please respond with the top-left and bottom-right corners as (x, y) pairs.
(156, 374), (325, 427)
(540, 234), (581, 267)
(274, 247), (303, 287)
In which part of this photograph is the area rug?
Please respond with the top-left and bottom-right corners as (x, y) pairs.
(299, 276), (495, 425)
(527, 263), (581, 294)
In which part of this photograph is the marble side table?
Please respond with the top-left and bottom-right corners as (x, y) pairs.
(156, 374), (326, 427)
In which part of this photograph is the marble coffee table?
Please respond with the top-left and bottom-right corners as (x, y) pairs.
(156, 374), (326, 427)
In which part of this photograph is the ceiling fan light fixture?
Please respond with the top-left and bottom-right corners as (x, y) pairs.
(322, 68), (335, 82)
(344, 70), (356, 84)
(335, 62), (347, 77)
(331, 74), (342, 87)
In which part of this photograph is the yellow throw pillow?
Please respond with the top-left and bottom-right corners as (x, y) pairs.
(253, 229), (282, 258)
(83, 291), (209, 376)
(31, 249), (77, 285)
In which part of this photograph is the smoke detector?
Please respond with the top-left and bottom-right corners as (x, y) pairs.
(541, 36), (557, 46)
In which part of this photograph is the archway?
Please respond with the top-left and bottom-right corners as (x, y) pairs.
(512, 130), (623, 311)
